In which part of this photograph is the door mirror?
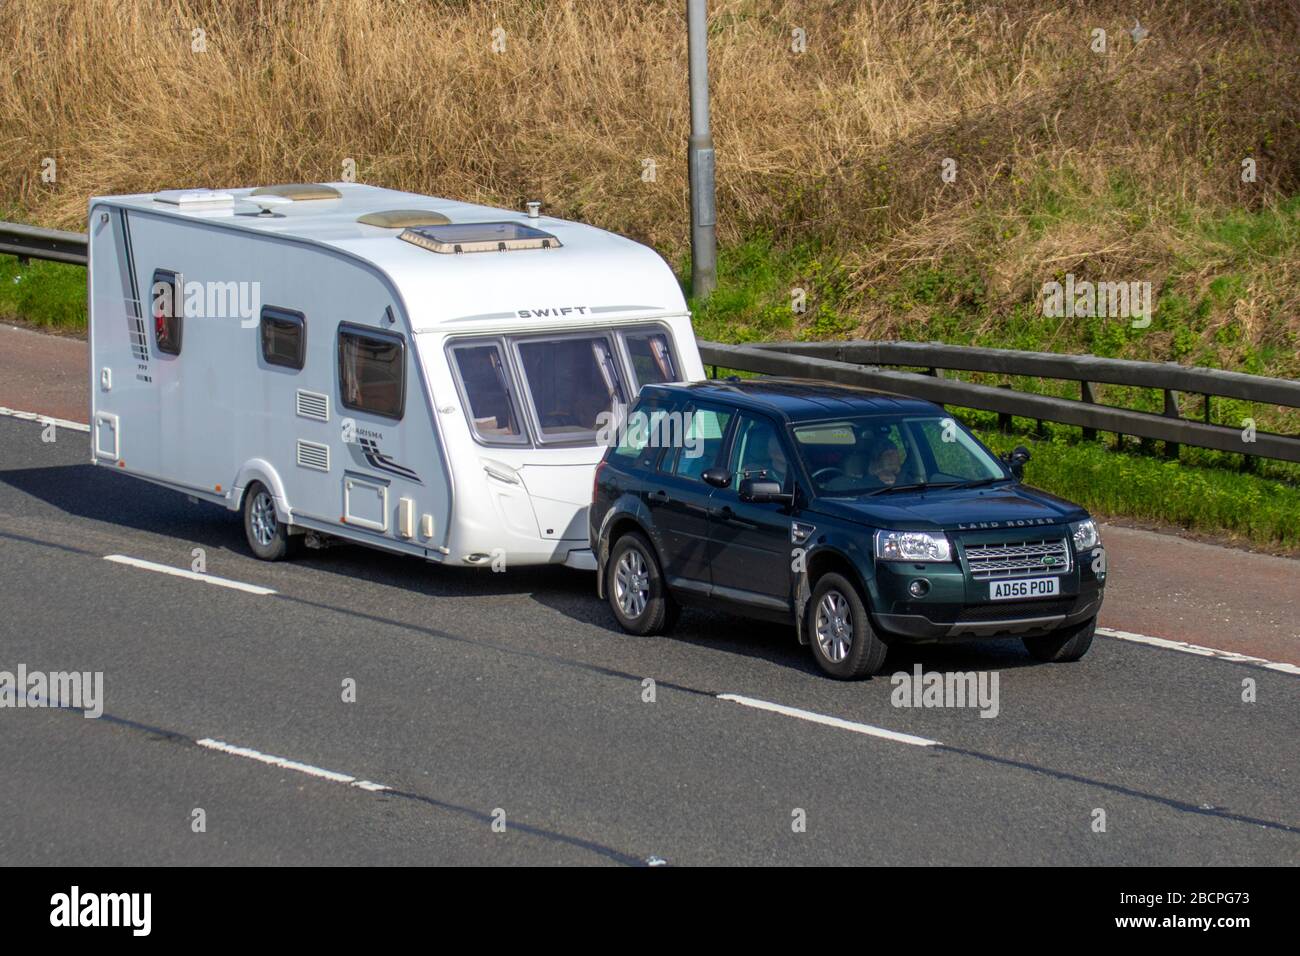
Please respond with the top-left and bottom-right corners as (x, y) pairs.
(1002, 445), (1032, 480)
(739, 478), (792, 504)
(702, 466), (731, 488)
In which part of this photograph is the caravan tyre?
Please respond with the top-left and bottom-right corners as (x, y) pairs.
(243, 482), (290, 561)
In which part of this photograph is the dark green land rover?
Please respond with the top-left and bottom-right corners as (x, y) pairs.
(590, 379), (1106, 679)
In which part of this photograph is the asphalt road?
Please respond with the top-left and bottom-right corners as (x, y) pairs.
(1, 415), (1297, 865)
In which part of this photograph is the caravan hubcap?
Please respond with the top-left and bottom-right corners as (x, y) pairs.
(250, 491), (277, 547)
(815, 590), (853, 663)
(614, 549), (649, 619)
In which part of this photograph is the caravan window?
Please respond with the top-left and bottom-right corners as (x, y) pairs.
(260, 307), (306, 370)
(622, 330), (679, 387)
(338, 326), (405, 420)
(450, 342), (525, 443)
(151, 269), (182, 356)
(515, 335), (628, 443)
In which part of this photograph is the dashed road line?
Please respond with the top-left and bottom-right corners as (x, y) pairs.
(1098, 626), (1300, 676)
(103, 554), (276, 596)
(717, 693), (941, 747)
(0, 406), (89, 432)
(196, 738), (390, 792)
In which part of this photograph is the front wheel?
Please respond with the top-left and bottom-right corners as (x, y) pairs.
(807, 572), (888, 679)
(606, 532), (677, 635)
(1023, 616), (1095, 662)
(243, 481), (290, 561)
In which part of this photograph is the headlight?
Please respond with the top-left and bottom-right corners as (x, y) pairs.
(875, 530), (952, 562)
(1070, 518), (1100, 552)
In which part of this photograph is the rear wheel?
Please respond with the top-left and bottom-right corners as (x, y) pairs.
(606, 531), (677, 635)
(243, 481), (290, 561)
(1023, 616), (1095, 662)
(807, 572), (888, 679)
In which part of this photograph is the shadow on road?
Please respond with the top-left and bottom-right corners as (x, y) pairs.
(3, 461), (1041, 678)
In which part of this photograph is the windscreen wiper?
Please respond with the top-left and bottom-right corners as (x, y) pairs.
(950, 477), (1011, 490)
(869, 480), (960, 496)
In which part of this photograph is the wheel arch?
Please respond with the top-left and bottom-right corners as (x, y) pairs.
(233, 459), (291, 522)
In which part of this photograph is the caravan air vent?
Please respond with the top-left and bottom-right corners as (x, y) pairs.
(358, 209), (452, 229)
(153, 189), (235, 209)
(250, 184), (342, 201)
(398, 221), (561, 255)
(296, 389), (330, 422)
(296, 439), (330, 472)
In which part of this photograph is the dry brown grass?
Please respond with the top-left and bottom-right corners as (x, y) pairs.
(2, 0), (1298, 346)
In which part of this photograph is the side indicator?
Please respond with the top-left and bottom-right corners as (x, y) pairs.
(117, 461), (125, 468)
(215, 484), (222, 493)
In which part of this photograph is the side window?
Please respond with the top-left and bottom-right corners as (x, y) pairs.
(151, 269), (182, 356)
(260, 307), (306, 370)
(728, 414), (792, 492)
(610, 399), (670, 469)
(338, 326), (405, 420)
(450, 342), (525, 443)
(622, 330), (679, 387)
(666, 405), (732, 481)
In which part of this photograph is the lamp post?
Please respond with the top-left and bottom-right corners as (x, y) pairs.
(687, 0), (716, 299)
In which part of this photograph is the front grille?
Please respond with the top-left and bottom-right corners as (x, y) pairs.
(956, 598), (1074, 622)
(963, 537), (1071, 580)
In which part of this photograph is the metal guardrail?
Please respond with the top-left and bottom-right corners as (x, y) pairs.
(0, 221), (88, 266)
(3, 220), (1296, 463)
(699, 341), (1300, 464)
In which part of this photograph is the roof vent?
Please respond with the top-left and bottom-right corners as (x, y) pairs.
(250, 183), (342, 201)
(153, 189), (235, 209)
(398, 221), (561, 255)
(357, 209), (452, 229)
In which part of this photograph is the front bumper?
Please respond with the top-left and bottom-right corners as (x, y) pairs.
(874, 584), (1103, 641)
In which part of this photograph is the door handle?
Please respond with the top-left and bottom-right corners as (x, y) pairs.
(648, 490), (670, 504)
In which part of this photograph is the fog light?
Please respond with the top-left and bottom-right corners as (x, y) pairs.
(908, 579), (930, 598)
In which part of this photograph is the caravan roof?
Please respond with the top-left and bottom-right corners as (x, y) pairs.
(94, 184), (687, 331)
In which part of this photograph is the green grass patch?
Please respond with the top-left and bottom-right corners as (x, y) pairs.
(0, 254), (87, 332)
(974, 426), (1300, 552)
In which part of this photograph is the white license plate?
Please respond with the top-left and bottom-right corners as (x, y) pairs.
(989, 577), (1059, 601)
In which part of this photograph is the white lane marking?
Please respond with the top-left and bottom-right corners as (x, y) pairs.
(718, 693), (940, 747)
(196, 738), (390, 792)
(103, 554), (276, 596)
(1097, 627), (1300, 676)
(0, 406), (90, 432)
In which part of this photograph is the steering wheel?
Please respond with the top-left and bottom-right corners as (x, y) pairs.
(812, 467), (846, 483)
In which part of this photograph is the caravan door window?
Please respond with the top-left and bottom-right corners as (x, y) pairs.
(515, 335), (628, 443)
(151, 269), (182, 356)
(450, 342), (525, 444)
(622, 330), (679, 387)
(338, 325), (405, 420)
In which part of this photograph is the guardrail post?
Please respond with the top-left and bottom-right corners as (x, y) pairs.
(997, 383), (1013, 433)
(1163, 385), (1181, 460)
(1080, 381), (1097, 441)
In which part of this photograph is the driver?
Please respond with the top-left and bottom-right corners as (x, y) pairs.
(868, 443), (902, 486)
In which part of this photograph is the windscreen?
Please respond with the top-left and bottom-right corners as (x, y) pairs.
(793, 415), (1006, 496)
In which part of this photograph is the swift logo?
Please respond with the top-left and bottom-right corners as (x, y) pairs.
(50, 886), (151, 936)
(516, 306), (589, 319)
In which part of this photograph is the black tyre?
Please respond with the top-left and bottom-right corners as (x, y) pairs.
(606, 531), (677, 635)
(807, 572), (888, 679)
(243, 481), (290, 561)
(1023, 616), (1095, 662)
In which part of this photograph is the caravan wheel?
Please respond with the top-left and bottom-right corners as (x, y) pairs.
(243, 482), (290, 561)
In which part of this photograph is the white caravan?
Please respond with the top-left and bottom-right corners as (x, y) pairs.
(87, 183), (703, 569)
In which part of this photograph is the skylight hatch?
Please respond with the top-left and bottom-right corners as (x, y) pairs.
(398, 221), (561, 254)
